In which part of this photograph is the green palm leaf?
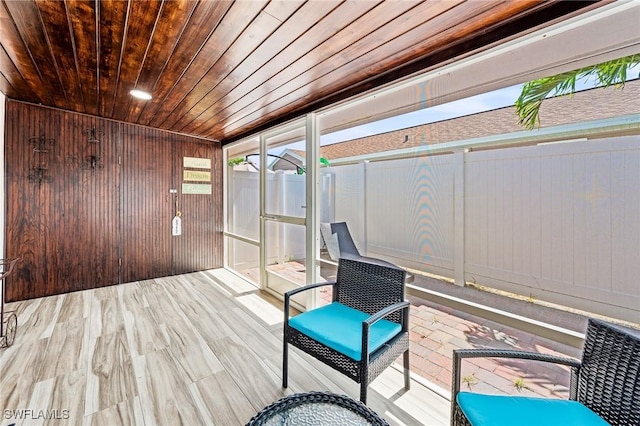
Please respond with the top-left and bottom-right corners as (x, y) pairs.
(516, 54), (640, 129)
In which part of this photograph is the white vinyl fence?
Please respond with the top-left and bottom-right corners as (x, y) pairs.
(228, 171), (307, 268)
(230, 135), (640, 322)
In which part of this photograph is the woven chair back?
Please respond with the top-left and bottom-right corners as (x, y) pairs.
(334, 258), (406, 323)
(578, 318), (640, 425)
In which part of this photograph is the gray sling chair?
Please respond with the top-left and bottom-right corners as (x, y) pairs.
(451, 318), (640, 426)
(282, 257), (411, 404)
(320, 222), (414, 282)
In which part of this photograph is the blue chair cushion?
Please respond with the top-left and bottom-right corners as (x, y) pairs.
(457, 392), (610, 426)
(288, 302), (402, 361)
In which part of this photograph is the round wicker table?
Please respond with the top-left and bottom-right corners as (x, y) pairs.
(246, 391), (390, 426)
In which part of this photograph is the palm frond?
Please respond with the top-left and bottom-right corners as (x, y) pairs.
(516, 54), (640, 130)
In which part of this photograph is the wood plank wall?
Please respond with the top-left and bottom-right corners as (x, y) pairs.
(171, 141), (221, 275)
(4, 100), (222, 301)
(120, 124), (173, 283)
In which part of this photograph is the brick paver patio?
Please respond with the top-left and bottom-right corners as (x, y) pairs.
(405, 293), (581, 398)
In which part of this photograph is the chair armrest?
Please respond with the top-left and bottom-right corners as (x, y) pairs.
(284, 281), (337, 319)
(285, 281), (336, 298)
(452, 348), (581, 397)
(364, 301), (410, 326)
(360, 301), (410, 361)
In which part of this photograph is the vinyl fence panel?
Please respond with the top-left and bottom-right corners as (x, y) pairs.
(365, 155), (455, 274)
(464, 136), (639, 320)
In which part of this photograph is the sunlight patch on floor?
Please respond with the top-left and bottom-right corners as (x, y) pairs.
(235, 294), (283, 326)
(206, 268), (258, 294)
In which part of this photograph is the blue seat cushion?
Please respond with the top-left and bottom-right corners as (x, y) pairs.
(288, 302), (402, 361)
(457, 392), (610, 426)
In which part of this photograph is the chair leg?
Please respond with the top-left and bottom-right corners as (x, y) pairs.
(403, 349), (411, 390)
(360, 381), (368, 405)
(282, 340), (288, 388)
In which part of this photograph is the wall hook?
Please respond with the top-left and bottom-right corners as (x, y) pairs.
(28, 134), (55, 185)
(82, 126), (104, 144)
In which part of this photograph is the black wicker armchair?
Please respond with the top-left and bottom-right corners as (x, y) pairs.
(283, 257), (411, 404)
(451, 318), (640, 426)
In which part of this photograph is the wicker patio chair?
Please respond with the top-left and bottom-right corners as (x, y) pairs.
(451, 318), (640, 426)
(282, 257), (411, 404)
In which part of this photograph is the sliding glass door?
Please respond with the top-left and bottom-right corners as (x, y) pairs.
(260, 121), (309, 301)
(225, 116), (321, 309)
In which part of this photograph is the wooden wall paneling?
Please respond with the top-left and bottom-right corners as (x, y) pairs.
(4, 102), (121, 300)
(30, 103), (56, 298)
(171, 139), (222, 275)
(120, 124), (172, 283)
(5, 102), (46, 300)
(63, 114), (120, 292)
(46, 107), (73, 296)
(52, 108), (120, 295)
(5, 101), (223, 300)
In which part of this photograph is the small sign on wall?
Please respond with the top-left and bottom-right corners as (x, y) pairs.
(172, 215), (182, 236)
(183, 170), (211, 182)
(183, 157), (211, 169)
(182, 183), (212, 195)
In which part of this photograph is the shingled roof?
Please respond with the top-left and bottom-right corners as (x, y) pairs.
(318, 79), (640, 160)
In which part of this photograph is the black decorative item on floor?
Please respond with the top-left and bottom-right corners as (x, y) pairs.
(0, 258), (20, 348)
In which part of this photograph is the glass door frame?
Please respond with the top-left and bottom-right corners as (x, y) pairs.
(258, 114), (321, 308)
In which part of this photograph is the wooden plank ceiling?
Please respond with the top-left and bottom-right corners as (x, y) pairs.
(0, 0), (606, 144)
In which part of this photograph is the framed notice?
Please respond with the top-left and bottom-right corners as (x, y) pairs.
(183, 157), (211, 169)
(183, 170), (211, 182)
(182, 183), (212, 195)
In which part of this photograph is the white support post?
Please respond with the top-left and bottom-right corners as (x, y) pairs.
(454, 149), (468, 286)
(306, 113), (320, 307)
(276, 170), (285, 264)
(259, 133), (268, 290)
(222, 147), (229, 270)
(362, 160), (368, 255)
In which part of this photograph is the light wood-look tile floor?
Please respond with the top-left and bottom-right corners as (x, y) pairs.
(0, 270), (449, 426)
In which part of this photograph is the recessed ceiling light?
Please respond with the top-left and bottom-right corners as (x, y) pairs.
(130, 89), (152, 100)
